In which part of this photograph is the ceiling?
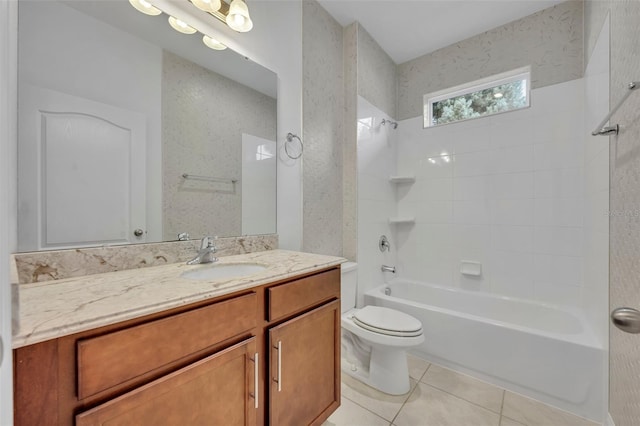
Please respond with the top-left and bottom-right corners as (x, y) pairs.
(317, 0), (564, 64)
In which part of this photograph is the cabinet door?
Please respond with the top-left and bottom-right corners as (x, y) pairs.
(76, 338), (258, 426)
(269, 300), (340, 426)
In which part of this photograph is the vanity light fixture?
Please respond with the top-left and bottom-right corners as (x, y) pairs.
(190, 0), (253, 33)
(226, 0), (253, 32)
(202, 34), (227, 50)
(168, 16), (198, 34)
(192, 0), (222, 13)
(128, 0), (162, 16)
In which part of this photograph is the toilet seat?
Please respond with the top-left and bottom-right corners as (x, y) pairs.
(352, 306), (423, 337)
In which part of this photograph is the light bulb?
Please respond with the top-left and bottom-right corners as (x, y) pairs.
(168, 16), (197, 34)
(226, 0), (253, 32)
(202, 35), (227, 50)
(129, 0), (162, 16)
(192, 0), (222, 13)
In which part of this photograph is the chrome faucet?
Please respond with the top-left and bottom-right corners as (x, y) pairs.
(381, 265), (396, 273)
(187, 236), (218, 265)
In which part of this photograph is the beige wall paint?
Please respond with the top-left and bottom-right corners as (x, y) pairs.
(397, 0), (584, 120)
(343, 22), (358, 261)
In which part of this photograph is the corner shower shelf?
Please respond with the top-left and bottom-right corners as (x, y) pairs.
(388, 217), (415, 225)
(389, 175), (416, 184)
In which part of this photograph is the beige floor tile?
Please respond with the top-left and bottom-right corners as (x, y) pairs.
(341, 373), (416, 422)
(407, 353), (430, 381)
(394, 383), (501, 426)
(500, 416), (527, 426)
(502, 392), (599, 426)
(323, 397), (390, 426)
(421, 364), (504, 413)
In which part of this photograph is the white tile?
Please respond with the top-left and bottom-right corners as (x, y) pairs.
(490, 251), (535, 299)
(340, 374), (415, 422)
(534, 168), (584, 199)
(532, 282), (582, 307)
(451, 225), (491, 250)
(533, 198), (583, 227)
(453, 150), (496, 177)
(533, 254), (584, 287)
(533, 227), (583, 256)
(451, 124), (493, 154)
(418, 155), (453, 179)
(490, 198), (534, 226)
(324, 397), (390, 426)
(494, 145), (534, 174)
(422, 178), (453, 201)
(421, 365), (504, 413)
(416, 200), (453, 224)
(502, 392), (599, 426)
(454, 176), (489, 200)
(394, 383), (500, 426)
(489, 172), (534, 200)
(491, 226), (533, 253)
(454, 200), (491, 225)
(491, 117), (534, 149)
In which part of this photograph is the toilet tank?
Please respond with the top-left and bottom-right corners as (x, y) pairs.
(341, 262), (358, 314)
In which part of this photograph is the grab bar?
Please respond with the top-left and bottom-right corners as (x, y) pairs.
(592, 81), (639, 136)
(181, 173), (237, 184)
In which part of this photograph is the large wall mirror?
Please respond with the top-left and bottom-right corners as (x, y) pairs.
(17, 0), (277, 252)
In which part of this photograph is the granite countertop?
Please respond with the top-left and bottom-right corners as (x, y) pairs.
(13, 249), (345, 348)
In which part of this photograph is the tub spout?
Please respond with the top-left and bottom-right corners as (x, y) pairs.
(381, 265), (396, 273)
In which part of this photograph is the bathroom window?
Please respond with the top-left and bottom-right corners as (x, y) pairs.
(424, 67), (530, 127)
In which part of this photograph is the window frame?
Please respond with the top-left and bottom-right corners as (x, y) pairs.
(423, 66), (531, 128)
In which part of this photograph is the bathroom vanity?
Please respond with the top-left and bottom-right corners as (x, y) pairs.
(12, 250), (343, 426)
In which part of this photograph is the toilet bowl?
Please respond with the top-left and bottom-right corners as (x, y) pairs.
(340, 262), (424, 395)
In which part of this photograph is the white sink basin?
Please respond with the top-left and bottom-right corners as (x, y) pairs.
(181, 263), (267, 281)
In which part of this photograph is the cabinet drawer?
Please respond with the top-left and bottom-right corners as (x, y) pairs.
(77, 292), (257, 399)
(76, 338), (257, 426)
(267, 268), (339, 322)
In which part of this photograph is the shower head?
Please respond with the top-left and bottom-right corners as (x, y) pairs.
(381, 118), (398, 129)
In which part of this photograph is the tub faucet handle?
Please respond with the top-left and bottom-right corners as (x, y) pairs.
(381, 265), (396, 273)
(379, 235), (391, 252)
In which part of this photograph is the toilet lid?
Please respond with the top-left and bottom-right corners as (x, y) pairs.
(352, 306), (423, 337)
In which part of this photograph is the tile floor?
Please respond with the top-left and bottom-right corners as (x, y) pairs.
(323, 354), (599, 426)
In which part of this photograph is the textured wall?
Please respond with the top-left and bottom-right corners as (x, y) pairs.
(588, 0), (640, 423)
(162, 51), (276, 241)
(357, 25), (397, 120)
(343, 22), (358, 261)
(397, 0), (584, 120)
(302, 0), (344, 256)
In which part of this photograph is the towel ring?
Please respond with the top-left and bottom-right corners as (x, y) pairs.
(285, 132), (303, 159)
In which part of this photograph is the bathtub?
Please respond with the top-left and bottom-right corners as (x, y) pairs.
(364, 279), (605, 422)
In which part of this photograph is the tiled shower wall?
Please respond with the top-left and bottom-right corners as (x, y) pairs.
(356, 96), (397, 303)
(395, 79), (586, 307)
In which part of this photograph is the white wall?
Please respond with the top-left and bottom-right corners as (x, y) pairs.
(395, 79), (586, 307)
(0, 1), (16, 423)
(356, 96), (397, 305)
(155, 0), (303, 250)
(242, 134), (277, 235)
(19, 0), (163, 242)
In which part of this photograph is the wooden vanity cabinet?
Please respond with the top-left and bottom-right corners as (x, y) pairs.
(13, 265), (341, 426)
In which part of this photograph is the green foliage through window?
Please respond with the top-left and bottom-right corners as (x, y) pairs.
(424, 69), (530, 128)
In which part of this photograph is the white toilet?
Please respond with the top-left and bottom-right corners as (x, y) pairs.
(341, 262), (424, 395)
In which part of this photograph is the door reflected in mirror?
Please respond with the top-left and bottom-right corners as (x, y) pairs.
(17, 0), (277, 252)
